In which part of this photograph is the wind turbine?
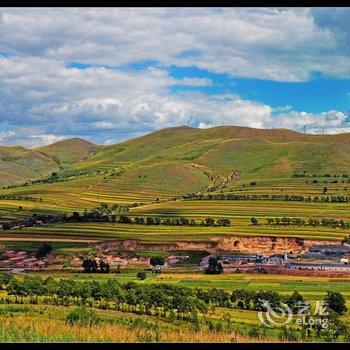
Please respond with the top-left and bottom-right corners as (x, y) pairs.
(303, 125), (307, 134)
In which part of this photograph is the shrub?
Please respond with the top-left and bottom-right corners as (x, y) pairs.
(65, 307), (101, 326)
(137, 271), (147, 280)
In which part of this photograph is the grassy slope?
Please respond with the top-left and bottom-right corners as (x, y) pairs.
(0, 125), (349, 216)
(36, 137), (98, 166)
(0, 146), (59, 185)
(0, 138), (98, 187)
(46, 126), (350, 194)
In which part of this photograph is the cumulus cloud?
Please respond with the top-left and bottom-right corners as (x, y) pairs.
(311, 8), (350, 54)
(0, 8), (350, 146)
(0, 8), (349, 82)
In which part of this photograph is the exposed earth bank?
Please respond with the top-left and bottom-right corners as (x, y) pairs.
(96, 236), (342, 254)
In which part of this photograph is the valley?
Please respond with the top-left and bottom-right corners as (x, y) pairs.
(1, 125), (350, 342)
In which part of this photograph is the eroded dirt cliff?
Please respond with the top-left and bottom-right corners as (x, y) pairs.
(96, 235), (341, 254)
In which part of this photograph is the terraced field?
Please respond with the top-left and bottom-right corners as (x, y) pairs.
(133, 199), (350, 219)
(1, 217), (348, 244)
(0, 126), (349, 251)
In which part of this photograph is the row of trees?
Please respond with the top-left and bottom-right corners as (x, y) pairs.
(265, 217), (350, 229)
(4, 277), (207, 320)
(1, 272), (348, 342)
(307, 179), (349, 184)
(182, 193), (350, 203)
(231, 289), (347, 315)
(2, 274), (346, 318)
(292, 173), (349, 178)
(0, 213), (67, 231)
(0, 195), (43, 202)
(70, 211), (231, 227)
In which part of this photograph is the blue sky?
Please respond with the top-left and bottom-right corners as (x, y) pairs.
(169, 66), (350, 113)
(0, 8), (350, 146)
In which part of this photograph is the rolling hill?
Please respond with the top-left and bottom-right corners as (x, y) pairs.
(36, 138), (99, 166)
(0, 138), (98, 186)
(0, 125), (349, 210)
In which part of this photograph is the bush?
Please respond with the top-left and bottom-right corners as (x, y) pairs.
(137, 271), (147, 280)
(65, 307), (101, 326)
(150, 256), (165, 267)
(204, 257), (223, 275)
(248, 324), (267, 339)
(324, 291), (347, 315)
(278, 326), (299, 342)
(35, 243), (52, 259)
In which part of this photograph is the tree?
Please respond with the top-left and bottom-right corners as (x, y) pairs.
(203, 217), (215, 226)
(82, 258), (93, 273)
(204, 257), (223, 275)
(324, 291), (347, 315)
(251, 217), (259, 225)
(119, 215), (131, 224)
(82, 258), (99, 273)
(0, 272), (14, 289)
(71, 211), (80, 221)
(99, 260), (110, 273)
(323, 187), (328, 194)
(2, 223), (10, 230)
(150, 256), (165, 267)
(35, 243), (52, 259)
(146, 217), (155, 225)
(320, 310), (347, 342)
(285, 290), (305, 314)
(137, 271), (147, 280)
(216, 218), (231, 227)
(134, 217), (145, 225)
(115, 264), (122, 274)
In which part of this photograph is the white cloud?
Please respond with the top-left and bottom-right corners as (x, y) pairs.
(29, 134), (65, 146)
(0, 8), (349, 82)
(268, 110), (350, 134)
(0, 131), (17, 142)
(0, 8), (349, 146)
(198, 122), (213, 129)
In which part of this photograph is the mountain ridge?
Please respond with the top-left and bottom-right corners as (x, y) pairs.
(1, 125), (349, 192)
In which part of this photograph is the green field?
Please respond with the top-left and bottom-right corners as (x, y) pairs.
(1, 197), (349, 244)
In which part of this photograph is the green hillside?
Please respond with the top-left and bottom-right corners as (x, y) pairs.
(0, 138), (98, 187)
(0, 126), (349, 212)
(36, 138), (98, 166)
(67, 126), (350, 176)
(0, 146), (59, 186)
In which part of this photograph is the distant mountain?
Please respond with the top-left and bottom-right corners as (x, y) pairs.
(0, 138), (98, 186)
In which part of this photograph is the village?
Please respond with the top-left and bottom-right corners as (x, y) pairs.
(1, 241), (350, 277)
(202, 244), (350, 277)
